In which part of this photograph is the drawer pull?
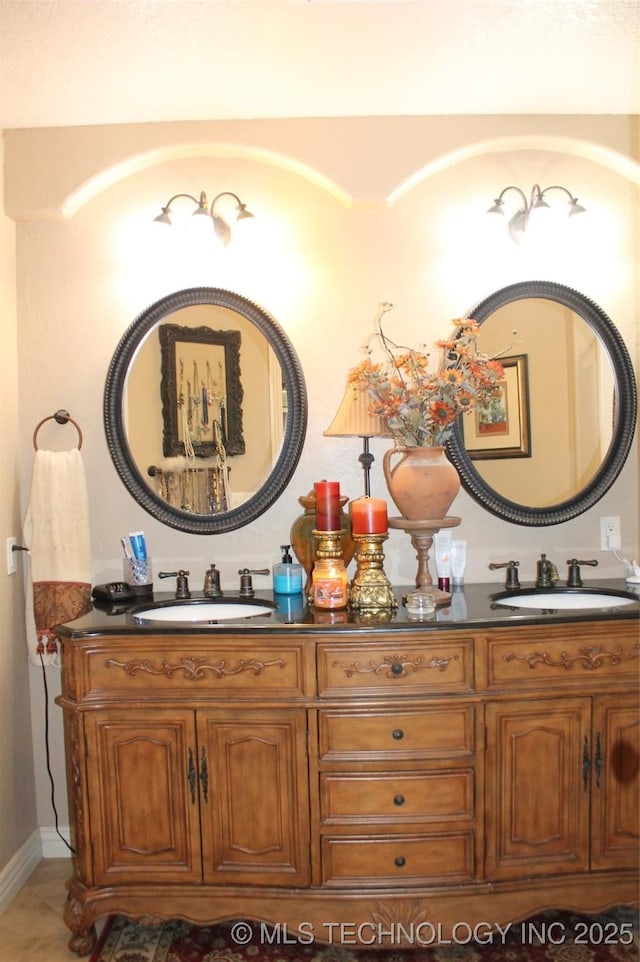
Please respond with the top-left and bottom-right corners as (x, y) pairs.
(187, 748), (196, 804)
(595, 731), (603, 788)
(392, 729), (404, 740)
(199, 746), (209, 803)
(394, 855), (406, 868)
(393, 794), (406, 806)
(582, 735), (590, 791)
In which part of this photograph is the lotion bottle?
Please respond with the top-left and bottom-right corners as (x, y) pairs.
(451, 539), (467, 587)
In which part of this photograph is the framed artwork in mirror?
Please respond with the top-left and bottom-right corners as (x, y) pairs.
(464, 354), (531, 460)
(159, 323), (245, 458)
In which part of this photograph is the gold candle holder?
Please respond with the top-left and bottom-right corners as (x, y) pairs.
(290, 490), (355, 598)
(349, 532), (398, 611)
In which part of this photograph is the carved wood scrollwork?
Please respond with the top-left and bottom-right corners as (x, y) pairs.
(370, 899), (430, 941)
(504, 643), (640, 671)
(105, 655), (285, 680)
(63, 895), (97, 956)
(332, 652), (459, 679)
(69, 714), (85, 855)
(134, 914), (168, 928)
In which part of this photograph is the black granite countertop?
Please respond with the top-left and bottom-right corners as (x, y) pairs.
(56, 578), (640, 638)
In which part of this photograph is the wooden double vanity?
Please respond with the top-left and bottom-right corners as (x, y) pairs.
(56, 582), (639, 955)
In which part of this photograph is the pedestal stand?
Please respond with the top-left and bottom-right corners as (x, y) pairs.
(388, 516), (461, 604)
(349, 533), (397, 611)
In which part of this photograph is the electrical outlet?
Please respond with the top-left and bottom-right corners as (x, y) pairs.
(600, 516), (621, 551)
(6, 537), (17, 575)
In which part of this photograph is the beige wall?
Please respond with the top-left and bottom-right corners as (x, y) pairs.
(1, 114), (639, 870)
(0, 134), (38, 875)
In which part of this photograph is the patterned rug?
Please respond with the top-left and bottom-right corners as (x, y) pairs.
(89, 908), (639, 962)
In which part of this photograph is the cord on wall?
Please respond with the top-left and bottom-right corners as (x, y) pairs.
(39, 656), (75, 856)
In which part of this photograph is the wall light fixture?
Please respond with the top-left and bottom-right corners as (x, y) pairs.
(153, 190), (254, 246)
(487, 184), (586, 242)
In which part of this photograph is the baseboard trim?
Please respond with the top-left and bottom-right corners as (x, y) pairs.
(40, 824), (72, 859)
(0, 830), (43, 916)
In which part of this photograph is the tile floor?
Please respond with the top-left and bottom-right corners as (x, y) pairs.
(0, 858), (86, 962)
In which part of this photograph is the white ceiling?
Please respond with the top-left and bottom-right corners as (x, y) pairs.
(0, 0), (638, 130)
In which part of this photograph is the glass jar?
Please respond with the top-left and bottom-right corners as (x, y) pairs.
(312, 558), (349, 610)
(405, 589), (437, 620)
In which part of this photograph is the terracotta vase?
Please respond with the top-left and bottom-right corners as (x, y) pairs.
(382, 445), (461, 521)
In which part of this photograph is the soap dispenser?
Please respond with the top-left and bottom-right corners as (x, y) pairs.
(273, 545), (303, 595)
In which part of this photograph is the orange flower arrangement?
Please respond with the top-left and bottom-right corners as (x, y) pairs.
(348, 302), (504, 448)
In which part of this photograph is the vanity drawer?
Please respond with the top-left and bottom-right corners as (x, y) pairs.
(317, 635), (474, 697)
(320, 770), (474, 823)
(321, 832), (474, 886)
(484, 622), (640, 692)
(73, 638), (311, 700)
(318, 705), (476, 762)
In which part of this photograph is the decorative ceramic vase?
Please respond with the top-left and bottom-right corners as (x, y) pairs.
(382, 445), (461, 521)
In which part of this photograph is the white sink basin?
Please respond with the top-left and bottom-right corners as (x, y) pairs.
(494, 591), (637, 610)
(132, 600), (276, 623)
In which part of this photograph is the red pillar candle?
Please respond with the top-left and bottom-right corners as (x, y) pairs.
(314, 480), (341, 531)
(351, 497), (388, 535)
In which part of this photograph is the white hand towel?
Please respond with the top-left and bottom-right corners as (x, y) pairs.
(23, 448), (92, 666)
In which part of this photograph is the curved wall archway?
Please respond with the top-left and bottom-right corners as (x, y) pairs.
(63, 141), (354, 217)
(388, 135), (640, 205)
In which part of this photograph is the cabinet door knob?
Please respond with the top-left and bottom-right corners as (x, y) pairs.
(392, 728), (404, 740)
(394, 855), (406, 868)
(393, 794), (405, 806)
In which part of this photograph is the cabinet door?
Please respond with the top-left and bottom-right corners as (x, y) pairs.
(591, 694), (640, 870)
(85, 709), (202, 885)
(485, 698), (590, 880)
(198, 709), (310, 886)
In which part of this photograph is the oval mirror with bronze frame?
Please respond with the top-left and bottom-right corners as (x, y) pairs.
(104, 287), (308, 534)
(446, 280), (637, 526)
